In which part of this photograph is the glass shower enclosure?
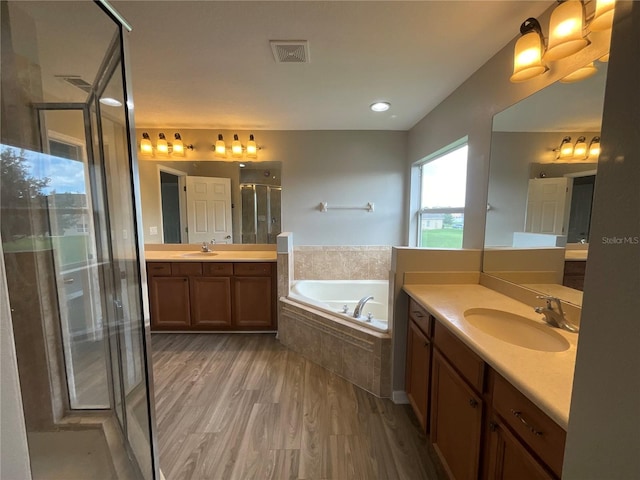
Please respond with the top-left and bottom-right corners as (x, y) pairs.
(1, 1), (157, 478)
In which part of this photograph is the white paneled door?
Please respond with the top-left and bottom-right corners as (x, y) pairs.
(525, 177), (572, 235)
(186, 176), (233, 244)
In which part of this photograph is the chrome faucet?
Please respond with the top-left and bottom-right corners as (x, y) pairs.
(534, 295), (579, 333)
(353, 295), (374, 318)
(201, 240), (215, 252)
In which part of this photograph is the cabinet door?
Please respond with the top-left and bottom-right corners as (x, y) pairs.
(233, 276), (273, 328)
(430, 350), (483, 480)
(487, 417), (554, 480)
(406, 319), (431, 431)
(149, 276), (190, 329)
(190, 276), (232, 328)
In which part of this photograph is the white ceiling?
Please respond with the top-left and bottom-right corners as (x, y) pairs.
(112, 1), (552, 131)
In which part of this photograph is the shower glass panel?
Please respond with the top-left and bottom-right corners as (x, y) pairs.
(38, 108), (110, 409)
(240, 184), (282, 244)
(1, 1), (156, 477)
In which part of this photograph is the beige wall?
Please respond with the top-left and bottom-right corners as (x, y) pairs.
(136, 129), (407, 246)
(407, 5), (611, 249)
(563, 2), (640, 477)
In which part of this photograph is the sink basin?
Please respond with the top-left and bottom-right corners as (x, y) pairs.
(179, 252), (219, 258)
(463, 308), (570, 352)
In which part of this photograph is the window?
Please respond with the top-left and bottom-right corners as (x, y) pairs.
(418, 143), (468, 248)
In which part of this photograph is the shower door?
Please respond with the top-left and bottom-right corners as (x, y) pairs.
(241, 183), (282, 243)
(1, 1), (157, 478)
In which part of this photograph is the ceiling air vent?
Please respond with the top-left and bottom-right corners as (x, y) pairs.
(270, 40), (309, 63)
(55, 75), (92, 93)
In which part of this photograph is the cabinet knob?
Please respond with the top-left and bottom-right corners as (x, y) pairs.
(412, 310), (424, 318)
(469, 398), (478, 408)
(489, 421), (498, 432)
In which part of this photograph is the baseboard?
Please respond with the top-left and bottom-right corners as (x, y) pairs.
(392, 390), (409, 404)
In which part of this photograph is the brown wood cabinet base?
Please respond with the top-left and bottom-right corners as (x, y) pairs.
(147, 261), (276, 331)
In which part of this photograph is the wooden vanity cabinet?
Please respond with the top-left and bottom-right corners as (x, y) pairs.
(405, 298), (433, 431)
(147, 261), (276, 331)
(233, 263), (275, 328)
(430, 321), (486, 480)
(563, 260), (586, 291)
(405, 294), (566, 480)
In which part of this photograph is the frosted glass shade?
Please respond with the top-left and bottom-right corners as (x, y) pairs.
(559, 137), (574, 158)
(560, 62), (598, 83)
(246, 134), (257, 158)
(590, 0), (615, 31)
(156, 134), (169, 155)
(589, 137), (601, 158)
(545, 0), (588, 61)
(140, 134), (152, 154)
(510, 30), (547, 82)
(573, 137), (588, 158)
(215, 134), (226, 156)
(231, 134), (242, 157)
(172, 139), (184, 155)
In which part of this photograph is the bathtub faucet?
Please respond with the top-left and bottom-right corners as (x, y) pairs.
(353, 296), (374, 319)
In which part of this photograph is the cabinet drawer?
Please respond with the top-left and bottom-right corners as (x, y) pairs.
(203, 263), (233, 276)
(409, 298), (432, 338)
(492, 372), (566, 478)
(434, 321), (485, 393)
(234, 262), (272, 276)
(563, 260), (586, 275)
(147, 262), (171, 276)
(171, 262), (203, 276)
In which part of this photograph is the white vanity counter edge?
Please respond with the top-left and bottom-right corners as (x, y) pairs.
(403, 283), (577, 430)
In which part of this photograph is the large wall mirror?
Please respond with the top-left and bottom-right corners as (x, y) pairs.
(138, 160), (282, 244)
(483, 61), (608, 307)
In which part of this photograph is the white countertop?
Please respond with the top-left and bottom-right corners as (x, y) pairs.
(403, 283), (578, 430)
(144, 249), (277, 262)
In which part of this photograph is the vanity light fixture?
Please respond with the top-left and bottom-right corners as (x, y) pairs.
(588, 136), (601, 158)
(246, 134), (258, 158)
(140, 132), (153, 155)
(231, 134), (243, 158)
(557, 136), (574, 159)
(560, 61), (598, 83)
(370, 102), (390, 112)
(171, 133), (194, 156)
(510, 18), (548, 82)
(156, 133), (169, 155)
(215, 134), (227, 157)
(573, 136), (588, 158)
(589, 0), (616, 31)
(544, 0), (589, 62)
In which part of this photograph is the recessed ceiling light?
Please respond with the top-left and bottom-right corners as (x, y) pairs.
(370, 101), (390, 112)
(99, 97), (122, 107)
(239, 163), (246, 168)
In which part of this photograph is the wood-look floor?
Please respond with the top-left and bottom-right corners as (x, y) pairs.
(151, 333), (445, 480)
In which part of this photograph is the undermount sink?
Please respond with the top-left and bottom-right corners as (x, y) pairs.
(179, 252), (219, 258)
(463, 308), (570, 352)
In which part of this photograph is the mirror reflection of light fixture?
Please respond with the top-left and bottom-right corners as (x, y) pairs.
(156, 133), (169, 155)
(215, 134), (227, 157)
(171, 133), (194, 156)
(544, 0), (589, 62)
(231, 134), (243, 157)
(246, 134), (258, 158)
(589, 0), (616, 31)
(510, 18), (548, 82)
(588, 136), (601, 158)
(573, 136), (588, 158)
(140, 132), (153, 154)
(557, 136), (574, 159)
(560, 61), (598, 83)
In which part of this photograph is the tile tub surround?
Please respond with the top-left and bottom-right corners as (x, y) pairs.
(279, 299), (391, 397)
(293, 245), (391, 280)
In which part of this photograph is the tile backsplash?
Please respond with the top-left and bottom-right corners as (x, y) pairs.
(293, 246), (391, 280)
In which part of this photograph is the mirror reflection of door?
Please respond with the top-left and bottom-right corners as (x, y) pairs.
(525, 177), (572, 235)
(160, 171), (182, 243)
(186, 176), (233, 244)
(567, 175), (596, 243)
